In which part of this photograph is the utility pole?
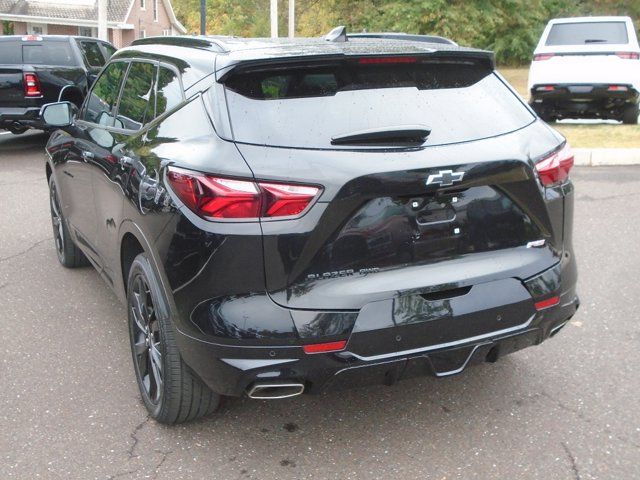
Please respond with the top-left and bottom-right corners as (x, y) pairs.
(270, 0), (278, 38)
(200, 0), (206, 35)
(97, 0), (108, 41)
(288, 0), (294, 38)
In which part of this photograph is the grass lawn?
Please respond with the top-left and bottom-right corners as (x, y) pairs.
(498, 67), (640, 148)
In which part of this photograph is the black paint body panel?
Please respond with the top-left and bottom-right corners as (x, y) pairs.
(45, 39), (578, 397)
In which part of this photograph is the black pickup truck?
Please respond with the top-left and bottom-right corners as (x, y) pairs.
(0, 35), (115, 134)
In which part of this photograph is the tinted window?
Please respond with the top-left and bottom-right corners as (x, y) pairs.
(82, 61), (127, 126)
(546, 22), (629, 45)
(117, 61), (157, 131)
(223, 61), (535, 149)
(101, 43), (117, 59)
(0, 42), (21, 63)
(79, 41), (105, 67)
(155, 66), (183, 117)
(22, 42), (75, 66)
(226, 61), (489, 100)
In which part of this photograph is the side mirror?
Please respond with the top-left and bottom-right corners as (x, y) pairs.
(41, 102), (76, 127)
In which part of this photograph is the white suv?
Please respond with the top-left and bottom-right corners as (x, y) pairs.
(528, 16), (640, 124)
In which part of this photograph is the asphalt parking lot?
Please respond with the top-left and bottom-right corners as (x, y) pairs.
(1, 130), (639, 480)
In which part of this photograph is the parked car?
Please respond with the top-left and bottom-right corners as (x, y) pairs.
(41, 32), (579, 424)
(0, 35), (116, 134)
(528, 16), (640, 124)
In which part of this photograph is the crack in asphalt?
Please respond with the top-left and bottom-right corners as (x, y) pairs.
(540, 391), (640, 449)
(0, 237), (51, 263)
(107, 469), (138, 480)
(151, 450), (172, 480)
(561, 442), (582, 480)
(127, 414), (151, 459)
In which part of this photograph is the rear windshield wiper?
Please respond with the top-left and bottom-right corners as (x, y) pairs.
(331, 125), (431, 146)
(584, 39), (607, 43)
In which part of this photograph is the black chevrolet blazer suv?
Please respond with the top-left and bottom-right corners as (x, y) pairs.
(41, 33), (579, 424)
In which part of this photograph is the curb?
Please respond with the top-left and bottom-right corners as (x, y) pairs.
(573, 148), (640, 166)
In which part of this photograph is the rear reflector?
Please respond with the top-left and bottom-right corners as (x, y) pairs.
(23, 73), (42, 97)
(536, 85), (555, 92)
(608, 85), (629, 92)
(533, 53), (555, 61)
(302, 340), (347, 354)
(616, 52), (640, 60)
(358, 56), (417, 65)
(534, 296), (560, 311)
(535, 143), (574, 187)
(166, 166), (320, 220)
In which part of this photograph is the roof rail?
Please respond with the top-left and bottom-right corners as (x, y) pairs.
(348, 32), (458, 46)
(131, 36), (228, 52)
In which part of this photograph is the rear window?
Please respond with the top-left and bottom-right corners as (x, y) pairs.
(0, 42), (21, 64)
(222, 59), (535, 149)
(545, 22), (629, 46)
(22, 42), (75, 66)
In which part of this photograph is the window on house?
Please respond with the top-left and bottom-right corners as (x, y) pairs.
(162, 29), (170, 36)
(153, 0), (158, 21)
(78, 27), (95, 37)
(140, 29), (146, 39)
(27, 23), (47, 35)
(140, 0), (145, 9)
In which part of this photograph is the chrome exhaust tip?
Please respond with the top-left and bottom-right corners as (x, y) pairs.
(247, 382), (305, 400)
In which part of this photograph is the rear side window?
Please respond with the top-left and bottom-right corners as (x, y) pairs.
(0, 42), (21, 63)
(223, 59), (535, 149)
(546, 22), (629, 46)
(101, 43), (117, 60)
(155, 66), (183, 117)
(22, 42), (75, 66)
(82, 61), (128, 126)
(116, 61), (157, 131)
(79, 41), (106, 67)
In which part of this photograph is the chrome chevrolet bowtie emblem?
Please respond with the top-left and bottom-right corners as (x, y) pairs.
(425, 170), (465, 187)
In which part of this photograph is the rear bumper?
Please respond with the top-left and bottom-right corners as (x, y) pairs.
(529, 84), (639, 118)
(0, 106), (45, 130)
(176, 278), (579, 398)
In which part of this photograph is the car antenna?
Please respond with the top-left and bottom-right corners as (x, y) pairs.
(325, 26), (348, 42)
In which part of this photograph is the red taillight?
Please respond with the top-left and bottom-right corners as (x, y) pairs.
(535, 143), (574, 187)
(358, 56), (417, 65)
(533, 53), (555, 61)
(534, 296), (560, 311)
(166, 167), (321, 220)
(302, 340), (347, 354)
(23, 73), (42, 97)
(608, 85), (629, 92)
(616, 52), (640, 60)
(536, 85), (556, 92)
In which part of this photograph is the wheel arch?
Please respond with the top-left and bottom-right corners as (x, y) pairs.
(117, 221), (174, 322)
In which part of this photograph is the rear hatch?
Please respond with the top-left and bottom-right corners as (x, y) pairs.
(221, 52), (563, 312)
(529, 19), (640, 90)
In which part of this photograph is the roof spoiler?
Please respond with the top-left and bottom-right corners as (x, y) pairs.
(217, 49), (495, 83)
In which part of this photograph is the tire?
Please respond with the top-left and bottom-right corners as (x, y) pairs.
(127, 253), (220, 424)
(622, 104), (639, 125)
(49, 176), (89, 268)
